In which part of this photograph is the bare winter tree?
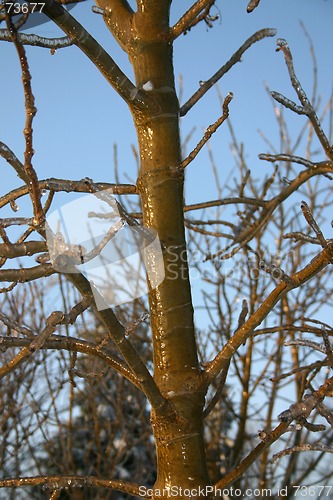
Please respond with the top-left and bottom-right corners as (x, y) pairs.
(0, 0), (333, 498)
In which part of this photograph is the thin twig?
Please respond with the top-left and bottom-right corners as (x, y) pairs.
(321, 327), (333, 370)
(204, 242), (333, 383)
(0, 475), (149, 498)
(0, 141), (30, 183)
(203, 361), (230, 418)
(272, 444), (333, 464)
(214, 421), (289, 488)
(0, 179), (137, 212)
(181, 93), (233, 168)
(275, 38), (333, 160)
(247, 0), (261, 13)
(271, 91), (308, 115)
(171, 0), (216, 39)
(180, 28), (276, 117)
(0, 30), (74, 48)
(5, 14), (44, 225)
(0, 311), (65, 379)
(300, 200), (327, 248)
(0, 334), (140, 388)
(284, 339), (326, 355)
(66, 271), (173, 418)
(258, 153), (315, 169)
(236, 299), (249, 331)
(283, 232), (320, 244)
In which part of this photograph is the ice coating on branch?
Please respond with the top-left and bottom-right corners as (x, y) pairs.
(247, 0), (261, 13)
(0, 31), (74, 48)
(276, 38), (288, 51)
(278, 394), (319, 422)
(10, 200), (19, 212)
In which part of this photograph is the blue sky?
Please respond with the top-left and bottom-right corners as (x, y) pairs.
(1, 0), (332, 207)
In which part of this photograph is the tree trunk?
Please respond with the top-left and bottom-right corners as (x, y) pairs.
(99, 1), (211, 497)
(132, 8), (211, 499)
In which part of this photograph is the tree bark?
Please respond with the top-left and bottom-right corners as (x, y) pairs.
(100, 1), (211, 496)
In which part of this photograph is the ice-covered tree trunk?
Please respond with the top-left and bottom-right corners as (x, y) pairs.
(98, 1), (211, 496)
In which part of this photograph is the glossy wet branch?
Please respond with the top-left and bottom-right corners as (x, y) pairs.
(300, 200), (327, 248)
(171, 0), (216, 39)
(203, 241), (333, 384)
(208, 159), (333, 260)
(0, 30), (74, 48)
(258, 153), (315, 169)
(0, 475), (148, 498)
(0, 179), (136, 212)
(94, 0), (134, 51)
(246, 0), (262, 13)
(0, 141), (30, 184)
(0, 334), (140, 387)
(214, 421), (290, 489)
(184, 196), (266, 212)
(277, 374), (333, 434)
(274, 38), (333, 160)
(181, 93), (233, 168)
(0, 263), (55, 283)
(67, 271), (173, 418)
(5, 14), (44, 225)
(42, 0), (156, 112)
(180, 28), (277, 117)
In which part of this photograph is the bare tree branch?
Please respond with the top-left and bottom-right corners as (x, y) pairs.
(272, 443), (333, 464)
(66, 271), (173, 418)
(0, 475), (148, 498)
(0, 263), (55, 283)
(214, 421), (290, 488)
(0, 334), (141, 387)
(180, 28), (277, 117)
(171, 0), (216, 39)
(247, 0), (262, 13)
(275, 38), (333, 160)
(0, 179), (137, 211)
(0, 241), (47, 259)
(207, 160), (333, 260)
(258, 153), (315, 169)
(300, 200), (327, 248)
(42, 0), (158, 112)
(5, 14), (44, 225)
(204, 242), (333, 383)
(181, 93), (233, 169)
(0, 30), (74, 48)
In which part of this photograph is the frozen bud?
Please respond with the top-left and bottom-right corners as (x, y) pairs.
(10, 200), (19, 212)
(278, 394), (318, 422)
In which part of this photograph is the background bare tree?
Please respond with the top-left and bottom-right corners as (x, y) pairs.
(1, 0), (333, 498)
